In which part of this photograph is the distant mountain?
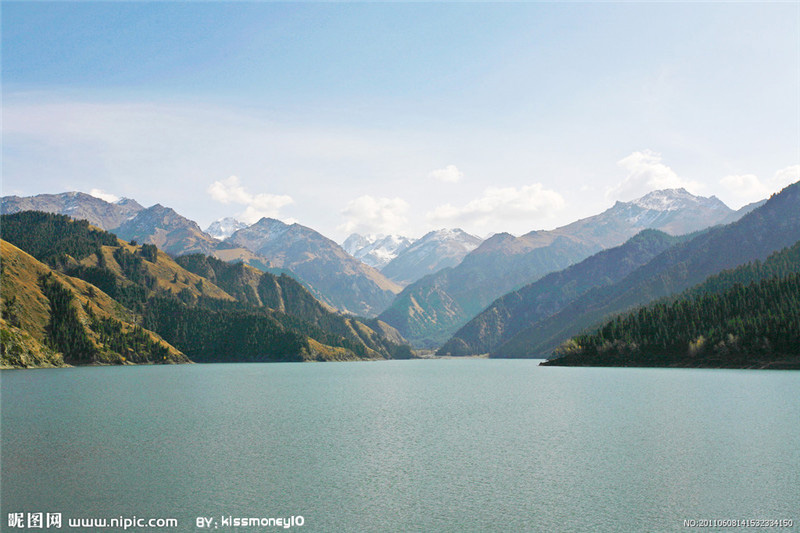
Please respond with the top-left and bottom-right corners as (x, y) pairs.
(494, 181), (800, 358)
(205, 217), (248, 240)
(614, 188), (730, 234)
(226, 218), (402, 317)
(437, 229), (684, 356)
(543, 241), (800, 369)
(1, 191), (144, 230)
(381, 228), (483, 286)
(379, 189), (742, 348)
(342, 233), (371, 256)
(112, 204), (221, 256)
(343, 233), (415, 269)
(719, 199), (766, 225)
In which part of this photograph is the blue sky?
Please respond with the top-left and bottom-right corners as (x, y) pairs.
(3, 2), (799, 241)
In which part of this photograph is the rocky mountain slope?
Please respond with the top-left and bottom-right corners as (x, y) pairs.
(112, 204), (221, 256)
(226, 218), (402, 316)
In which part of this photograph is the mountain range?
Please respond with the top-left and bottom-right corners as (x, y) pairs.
(3, 182), (797, 369)
(380, 229), (483, 287)
(493, 181), (800, 358)
(342, 229), (483, 287)
(1, 192), (491, 317)
(378, 188), (751, 348)
(1, 191), (144, 230)
(1, 193), (402, 317)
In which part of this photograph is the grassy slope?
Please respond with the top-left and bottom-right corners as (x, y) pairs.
(1, 240), (187, 367)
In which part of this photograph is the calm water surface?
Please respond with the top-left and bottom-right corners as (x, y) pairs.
(2, 360), (798, 532)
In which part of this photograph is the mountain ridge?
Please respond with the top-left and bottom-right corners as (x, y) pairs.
(379, 188), (742, 348)
(1, 191), (144, 230)
(437, 229), (686, 356)
(113, 203), (221, 256)
(226, 217), (402, 316)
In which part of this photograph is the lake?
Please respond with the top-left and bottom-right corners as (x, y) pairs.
(2, 360), (798, 532)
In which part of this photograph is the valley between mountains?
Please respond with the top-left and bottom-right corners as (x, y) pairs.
(2, 183), (799, 369)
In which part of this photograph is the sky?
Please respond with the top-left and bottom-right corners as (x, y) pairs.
(3, 1), (799, 242)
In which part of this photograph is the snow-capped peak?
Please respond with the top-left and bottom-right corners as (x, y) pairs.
(343, 233), (415, 268)
(206, 217), (248, 240)
(628, 188), (728, 212)
(629, 188), (729, 212)
(630, 188), (695, 211)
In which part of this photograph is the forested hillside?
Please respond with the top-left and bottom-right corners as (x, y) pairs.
(1, 240), (187, 367)
(544, 241), (800, 368)
(1, 212), (411, 366)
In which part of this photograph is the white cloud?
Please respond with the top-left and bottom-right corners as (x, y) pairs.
(773, 164), (800, 189)
(89, 188), (119, 203)
(429, 164), (463, 183)
(207, 176), (251, 205)
(426, 183), (565, 229)
(207, 175), (293, 224)
(719, 174), (770, 200)
(607, 150), (703, 201)
(339, 195), (410, 236)
(719, 164), (800, 206)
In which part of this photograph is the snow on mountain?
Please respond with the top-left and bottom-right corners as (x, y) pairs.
(613, 188), (731, 234)
(342, 233), (372, 256)
(630, 188), (728, 212)
(342, 233), (416, 269)
(205, 217), (248, 240)
(381, 228), (483, 286)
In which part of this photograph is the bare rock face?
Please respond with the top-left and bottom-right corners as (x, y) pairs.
(112, 204), (220, 256)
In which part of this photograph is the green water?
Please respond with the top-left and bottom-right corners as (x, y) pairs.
(2, 360), (798, 532)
